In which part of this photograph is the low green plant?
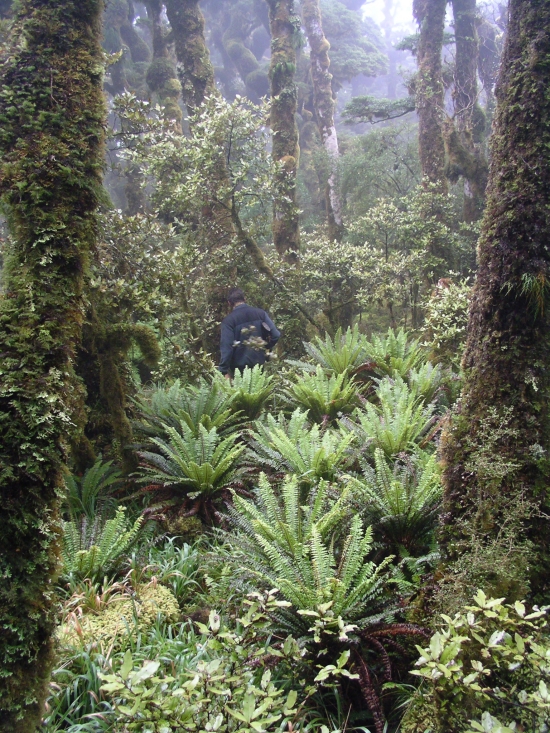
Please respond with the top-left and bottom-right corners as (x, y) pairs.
(146, 538), (202, 605)
(343, 379), (435, 458)
(219, 365), (275, 420)
(360, 328), (425, 380)
(63, 456), (121, 521)
(248, 409), (356, 488)
(289, 326), (369, 375)
(139, 422), (245, 523)
(404, 591), (550, 733)
(98, 592), (317, 732)
(287, 366), (360, 423)
(346, 449), (442, 556)
(61, 506), (144, 582)
(407, 362), (445, 406)
(134, 378), (238, 439)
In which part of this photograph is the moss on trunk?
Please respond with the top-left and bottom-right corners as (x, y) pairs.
(413, 0), (447, 190)
(165, 0), (217, 115)
(0, 0), (106, 726)
(301, 0), (344, 241)
(439, 0), (550, 607)
(445, 0), (488, 222)
(266, 0), (300, 265)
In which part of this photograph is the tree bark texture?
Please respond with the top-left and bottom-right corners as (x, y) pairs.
(0, 0), (106, 728)
(301, 0), (344, 241)
(413, 0), (448, 190)
(447, 0), (488, 222)
(165, 0), (217, 115)
(440, 0), (550, 603)
(222, 1), (270, 102)
(266, 0), (300, 265)
(145, 0), (183, 130)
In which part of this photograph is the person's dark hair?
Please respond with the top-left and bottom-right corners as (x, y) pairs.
(227, 288), (246, 305)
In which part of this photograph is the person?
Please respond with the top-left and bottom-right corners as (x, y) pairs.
(218, 288), (280, 377)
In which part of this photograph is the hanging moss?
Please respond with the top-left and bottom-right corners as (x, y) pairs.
(0, 0), (106, 727)
(439, 0), (550, 608)
(146, 56), (177, 91)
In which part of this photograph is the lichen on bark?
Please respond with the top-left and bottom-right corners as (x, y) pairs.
(439, 0), (550, 606)
(0, 0), (106, 727)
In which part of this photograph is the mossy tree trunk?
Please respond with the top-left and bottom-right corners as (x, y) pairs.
(446, 0), (488, 222)
(266, 0), (300, 265)
(413, 0), (448, 190)
(301, 0), (344, 241)
(439, 0), (550, 605)
(0, 0), (106, 728)
(165, 0), (217, 115)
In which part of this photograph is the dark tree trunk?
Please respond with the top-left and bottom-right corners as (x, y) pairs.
(413, 0), (448, 190)
(145, 0), (183, 130)
(0, 0), (106, 727)
(165, 0), (217, 115)
(301, 0), (344, 241)
(446, 0), (488, 222)
(440, 0), (550, 605)
(266, 0), (300, 265)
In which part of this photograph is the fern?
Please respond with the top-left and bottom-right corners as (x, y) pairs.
(346, 449), (442, 555)
(287, 366), (360, 423)
(230, 474), (392, 629)
(288, 326), (369, 375)
(343, 378), (435, 457)
(361, 328), (425, 379)
(218, 365), (274, 420)
(134, 378), (238, 440)
(139, 423), (245, 499)
(61, 507), (143, 582)
(247, 409), (355, 489)
(63, 456), (121, 521)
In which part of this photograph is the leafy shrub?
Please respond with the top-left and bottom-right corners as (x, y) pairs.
(134, 378), (238, 439)
(422, 279), (471, 367)
(139, 422), (245, 523)
(248, 409), (356, 488)
(346, 448), (442, 555)
(98, 593), (311, 733)
(287, 366), (360, 423)
(404, 591), (550, 733)
(343, 378), (435, 457)
(219, 364), (274, 420)
(61, 506), (144, 582)
(63, 456), (121, 521)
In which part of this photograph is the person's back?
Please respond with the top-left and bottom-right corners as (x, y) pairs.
(218, 289), (280, 376)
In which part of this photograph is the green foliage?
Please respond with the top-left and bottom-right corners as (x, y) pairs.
(146, 538), (201, 606)
(422, 279), (471, 367)
(219, 365), (274, 421)
(61, 507), (144, 583)
(63, 456), (121, 521)
(343, 95), (416, 125)
(248, 409), (355, 487)
(98, 595), (309, 732)
(287, 365), (360, 423)
(231, 474), (391, 632)
(362, 328), (425, 380)
(406, 592), (550, 733)
(134, 378), (238, 439)
(343, 378), (436, 458)
(291, 325), (369, 375)
(346, 448), (442, 555)
(138, 423), (245, 522)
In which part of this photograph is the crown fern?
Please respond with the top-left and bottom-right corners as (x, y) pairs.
(219, 365), (274, 420)
(289, 326), (369, 375)
(287, 366), (360, 423)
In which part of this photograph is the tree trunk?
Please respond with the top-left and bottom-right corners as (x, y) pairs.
(439, 0), (550, 605)
(165, 0), (217, 115)
(301, 0), (344, 241)
(266, 0), (300, 265)
(446, 0), (488, 222)
(413, 0), (448, 190)
(0, 0), (106, 727)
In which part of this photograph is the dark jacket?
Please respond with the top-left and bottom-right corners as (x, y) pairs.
(219, 303), (280, 375)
